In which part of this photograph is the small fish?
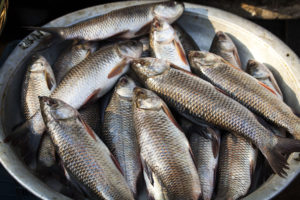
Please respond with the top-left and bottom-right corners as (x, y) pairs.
(186, 120), (220, 200)
(133, 87), (201, 200)
(246, 59), (283, 100)
(189, 51), (300, 140)
(102, 76), (141, 196)
(39, 96), (134, 200)
(173, 23), (200, 54)
(22, 55), (56, 120)
(30, 1), (184, 41)
(150, 18), (191, 71)
(78, 101), (101, 135)
(131, 57), (300, 176)
(53, 41), (98, 84)
(209, 31), (241, 69)
(6, 41), (142, 160)
(215, 133), (257, 200)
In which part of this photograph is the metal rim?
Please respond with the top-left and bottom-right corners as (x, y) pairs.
(0, 1), (299, 199)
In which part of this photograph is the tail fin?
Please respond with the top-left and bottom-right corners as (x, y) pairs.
(24, 26), (65, 38)
(263, 137), (300, 177)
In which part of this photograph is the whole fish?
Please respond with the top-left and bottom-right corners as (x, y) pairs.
(131, 57), (300, 176)
(133, 87), (201, 200)
(78, 101), (101, 135)
(215, 133), (257, 200)
(39, 96), (134, 200)
(6, 41), (143, 158)
(102, 76), (141, 196)
(186, 120), (220, 200)
(31, 1), (184, 41)
(22, 55), (56, 120)
(173, 23), (200, 54)
(209, 31), (241, 69)
(246, 59), (283, 100)
(179, 117), (220, 200)
(150, 18), (190, 71)
(189, 51), (300, 139)
(53, 41), (98, 84)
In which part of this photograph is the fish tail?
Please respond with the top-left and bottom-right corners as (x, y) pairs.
(263, 137), (300, 177)
(4, 120), (43, 167)
(24, 26), (65, 38)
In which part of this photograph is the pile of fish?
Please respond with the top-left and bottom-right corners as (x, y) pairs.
(5, 1), (300, 200)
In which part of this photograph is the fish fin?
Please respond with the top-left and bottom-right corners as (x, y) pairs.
(110, 154), (124, 175)
(257, 81), (277, 95)
(78, 116), (96, 141)
(268, 75), (283, 97)
(81, 88), (102, 107)
(169, 63), (196, 76)
(214, 86), (230, 97)
(45, 71), (56, 91)
(135, 22), (152, 36)
(24, 26), (65, 38)
(107, 58), (128, 79)
(173, 40), (189, 65)
(141, 157), (154, 186)
(208, 127), (221, 158)
(161, 102), (183, 131)
(232, 48), (242, 68)
(263, 137), (300, 177)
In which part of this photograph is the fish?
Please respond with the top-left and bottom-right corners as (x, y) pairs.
(183, 118), (220, 200)
(131, 57), (300, 176)
(209, 31), (241, 69)
(39, 96), (134, 200)
(246, 59), (283, 100)
(150, 18), (191, 71)
(78, 101), (101, 135)
(53, 41), (98, 84)
(189, 51), (300, 140)
(215, 133), (257, 200)
(6, 40), (143, 159)
(102, 76), (141, 196)
(22, 55), (56, 121)
(29, 1), (184, 41)
(37, 134), (56, 168)
(173, 23), (200, 54)
(132, 87), (201, 200)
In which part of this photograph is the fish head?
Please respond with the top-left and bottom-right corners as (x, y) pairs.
(133, 87), (162, 111)
(246, 60), (269, 79)
(153, 1), (184, 23)
(213, 31), (235, 52)
(151, 18), (175, 43)
(29, 55), (50, 72)
(117, 40), (143, 59)
(39, 96), (78, 122)
(115, 76), (137, 99)
(131, 58), (169, 82)
(189, 51), (223, 71)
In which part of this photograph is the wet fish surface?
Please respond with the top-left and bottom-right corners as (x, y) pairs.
(215, 133), (257, 200)
(150, 18), (190, 71)
(189, 51), (300, 139)
(102, 76), (141, 196)
(131, 57), (300, 176)
(40, 96), (134, 200)
(209, 31), (241, 69)
(53, 41), (98, 84)
(78, 101), (101, 135)
(32, 1), (184, 41)
(133, 87), (201, 200)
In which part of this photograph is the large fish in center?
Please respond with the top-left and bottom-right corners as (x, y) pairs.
(131, 57), (300, 176)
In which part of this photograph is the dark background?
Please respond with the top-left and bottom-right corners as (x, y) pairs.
(0, 0), (299, 199)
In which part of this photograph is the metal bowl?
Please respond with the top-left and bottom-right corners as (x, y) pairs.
(0, 1), (299, 199)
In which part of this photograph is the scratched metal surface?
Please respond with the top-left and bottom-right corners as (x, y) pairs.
(0, 1), (299, 200)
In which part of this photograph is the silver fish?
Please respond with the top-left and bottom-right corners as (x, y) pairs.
(39, 96), (134, 200)
(150, 18), (191, 71)
(31, 1), (184, 41)
(133, 87), (201, 200)
(78, 102), (101, 135)
(102, 76), (140, 196)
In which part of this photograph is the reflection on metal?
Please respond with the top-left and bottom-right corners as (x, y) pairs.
(0, 0), (8, 35)
(0, 1), (299, 200)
